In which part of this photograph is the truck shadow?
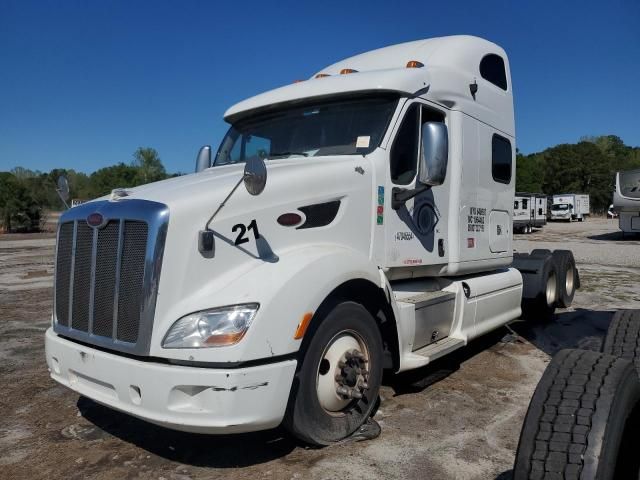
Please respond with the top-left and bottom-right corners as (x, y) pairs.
(387, 308), (613, 396)
(77, 396), (297, 468)
(587, 230), (640, 242)
(76, 309), (614, 468)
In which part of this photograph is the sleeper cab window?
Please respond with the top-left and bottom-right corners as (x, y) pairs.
(492, 134), (512, 184)
(480, 54), (508, 91)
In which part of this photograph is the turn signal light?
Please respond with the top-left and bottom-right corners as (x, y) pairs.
(406, 60), (424, 68)
(294, 312), (314, 339)
(315, 73), (330, 78)
(340, 68), (358, 74)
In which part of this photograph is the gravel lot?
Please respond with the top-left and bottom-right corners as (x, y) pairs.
(1, 217), (638, 480)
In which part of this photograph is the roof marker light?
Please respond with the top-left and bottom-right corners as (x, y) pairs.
(406, 60), (424, 68)
(340, 68), (358, 74)
(315, 73), (330, 78)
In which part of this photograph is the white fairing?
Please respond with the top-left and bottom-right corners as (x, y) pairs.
(614, 169), (640, 233)
(46, 35), (526, 434)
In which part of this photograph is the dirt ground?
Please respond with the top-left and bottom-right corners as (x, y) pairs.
(1, 217), (639, 480)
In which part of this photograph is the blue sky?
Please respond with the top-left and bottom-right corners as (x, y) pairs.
(1, 0), (639, 174)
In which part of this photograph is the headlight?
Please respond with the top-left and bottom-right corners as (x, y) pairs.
(162, 303), (259, 348)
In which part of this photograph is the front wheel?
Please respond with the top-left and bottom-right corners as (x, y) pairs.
(284, 301), (383, 445)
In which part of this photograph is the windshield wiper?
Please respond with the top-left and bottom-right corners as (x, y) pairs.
(267, 151), (309, 158)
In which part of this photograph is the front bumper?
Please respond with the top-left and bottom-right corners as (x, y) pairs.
(45, 328), (297, 434)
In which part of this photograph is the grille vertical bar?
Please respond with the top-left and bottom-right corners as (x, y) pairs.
(71, 223), (93, 332)
(55, 222), (74, 327)
(92, 221), (120, 337)
(116, 221), (148, 343)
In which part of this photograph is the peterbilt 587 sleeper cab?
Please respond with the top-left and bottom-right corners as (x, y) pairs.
(45, 35), (577, 445)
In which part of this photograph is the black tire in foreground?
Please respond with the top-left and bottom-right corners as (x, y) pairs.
(514, 349), (640, 480)
(284, 301), (383, 446)
(602, 309), (640, 363)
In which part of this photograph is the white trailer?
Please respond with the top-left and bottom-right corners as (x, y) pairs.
(513, 192), (546, 233)
(550, 193), (589, 221)
(45, 36), (577, 445)
(613, 168), (640, 236)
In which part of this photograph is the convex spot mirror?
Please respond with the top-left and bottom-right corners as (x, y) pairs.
(57, 176), (69, 202)
(244, 156), (267, 196)
(195, 145), (212, 173)
(418, 122), (448, 186)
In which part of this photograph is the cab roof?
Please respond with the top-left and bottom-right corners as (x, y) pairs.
(225, 35), (514, 136)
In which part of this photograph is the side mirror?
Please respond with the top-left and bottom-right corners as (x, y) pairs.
(56, 175), (70, 209)
(195, 145), (212, 173)
(244, 156), (267, 196)
(418, 122), (448, 186)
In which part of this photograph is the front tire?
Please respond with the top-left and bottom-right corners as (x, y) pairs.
(284, 301), (383, 445)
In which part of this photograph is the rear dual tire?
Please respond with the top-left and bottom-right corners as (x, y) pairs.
(531, 250), (577, 308)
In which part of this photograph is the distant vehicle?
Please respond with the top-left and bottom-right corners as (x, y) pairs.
(513, 192), (546, 233)
(607, 204), (618, 219)
(613, 168), (640, 236)
(549, 194), (589, 222)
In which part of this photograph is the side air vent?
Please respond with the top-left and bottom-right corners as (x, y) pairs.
(297, 201), (341, 229)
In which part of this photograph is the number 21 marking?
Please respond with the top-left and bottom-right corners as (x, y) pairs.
(232, 219), (260, 245)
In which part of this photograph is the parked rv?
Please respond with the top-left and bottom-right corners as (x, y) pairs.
(45, 36), (578, 445)
(549, 193), (589, 222)
(513, 192), (546, 233)
(613, 168), (640, 236)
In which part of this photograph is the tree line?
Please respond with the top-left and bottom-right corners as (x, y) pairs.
(0, 147), (180, 232)
(516, 135), (640, 212)
(1, 136), (639, 232)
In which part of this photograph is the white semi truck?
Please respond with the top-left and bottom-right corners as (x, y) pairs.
(45, 36), (577, 445)
(613, 168), (640, 236)
(550, 193), (590, 221)
(513, 192), (546, 233)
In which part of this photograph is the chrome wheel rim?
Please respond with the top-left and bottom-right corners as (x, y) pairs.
(546, 272), (557, 306)
(316, 330), (370, 414)
(565, 266), (575, 296)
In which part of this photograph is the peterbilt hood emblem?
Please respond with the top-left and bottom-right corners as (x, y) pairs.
(86, 212), (106, 228)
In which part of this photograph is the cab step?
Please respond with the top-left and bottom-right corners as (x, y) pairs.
(412, 336), (465, 361)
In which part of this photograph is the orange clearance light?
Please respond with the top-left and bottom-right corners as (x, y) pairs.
(315, 73), (330, 78)
(340, 68), (358, 74)
(406, 60), (424, 68)
(294, 312), (314, 340)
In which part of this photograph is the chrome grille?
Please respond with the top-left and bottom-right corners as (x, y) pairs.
(53, 200), (168, 355)
(116, 221), (148, 342)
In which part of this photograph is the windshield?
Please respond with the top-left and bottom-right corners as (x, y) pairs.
(214, 95), (399, 165)
(620, 170), (640, 199)
(551, 204), (569, 211)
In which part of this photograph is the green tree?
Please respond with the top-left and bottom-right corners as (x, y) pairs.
(132, 147), (166, 184)
(0, 172), (42, 232)
(89, 163), (140, 198)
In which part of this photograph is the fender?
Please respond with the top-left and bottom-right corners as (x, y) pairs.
(149, 244), (384, 363)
